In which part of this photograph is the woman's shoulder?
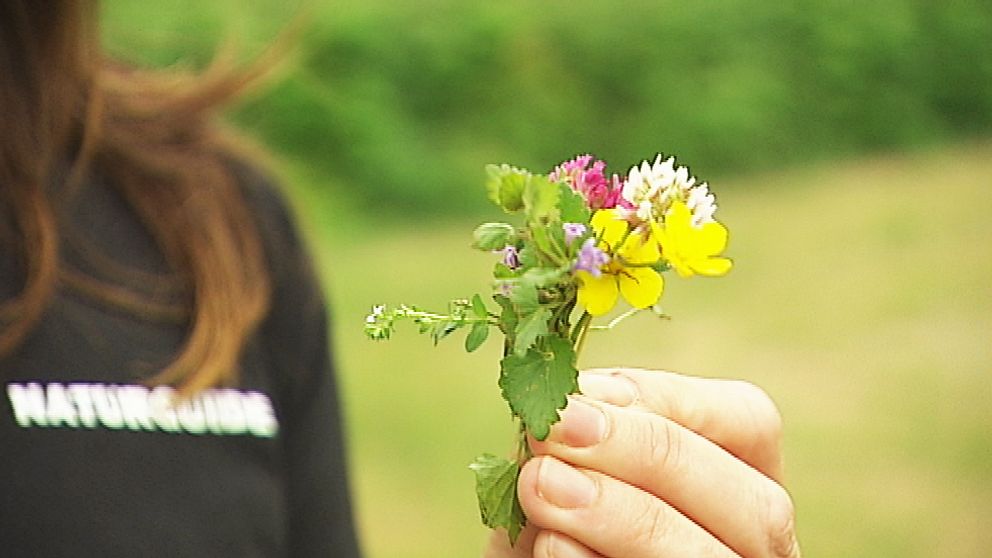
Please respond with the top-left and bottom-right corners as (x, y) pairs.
(224, 157), (314, 287)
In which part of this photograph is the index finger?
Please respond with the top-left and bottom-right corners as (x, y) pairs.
(578, 368), (785, 482)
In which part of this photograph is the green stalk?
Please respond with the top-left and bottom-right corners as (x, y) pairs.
(516, 421), (532, 463)
(570, 311), (593, 357)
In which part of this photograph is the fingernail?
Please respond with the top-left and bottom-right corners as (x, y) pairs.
(537, 457), (596, 509)
(543, 532), (598, 558)
(578, 373), (638, 407)
(548, 398), (607, 448)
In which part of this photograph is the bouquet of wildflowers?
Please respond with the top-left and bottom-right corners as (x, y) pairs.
(364, 153), (732, 542)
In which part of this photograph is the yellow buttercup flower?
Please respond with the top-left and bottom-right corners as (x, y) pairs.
(653, 200), (732, 278)
(576, 210), (664, 316)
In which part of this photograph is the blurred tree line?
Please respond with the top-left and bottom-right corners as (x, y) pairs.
(105, 0), (992, 218)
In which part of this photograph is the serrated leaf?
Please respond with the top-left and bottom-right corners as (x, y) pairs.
(486, 164), (529, 213)
(472, 222), (516, 251)
(513, 307), (550, 356)
(521, 267), (565, 289)
(494, 295), (518, 339)
(558, 182), (592, 224)
(516, 246), (540, 269)
(547, 220), (570, 255)
(523, 175), (559, 222)
(530, 224), (555, 259)
(499, 336), (579, 440)
(465, 322), (490, 352)
(469, 454), (526, 544)
(508, 280), (539, 313)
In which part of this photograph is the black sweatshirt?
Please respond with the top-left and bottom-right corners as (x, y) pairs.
(0, 167), (362, 557)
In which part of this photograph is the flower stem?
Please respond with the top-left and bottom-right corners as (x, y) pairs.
(589, 307), (642, 331)
(397, 305), (496, 325)
(516, 421), (532, 463)
(571, 311), (593, 358)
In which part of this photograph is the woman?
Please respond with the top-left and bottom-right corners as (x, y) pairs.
(0, 2), (798, 557)
(1, 2), (358, 556)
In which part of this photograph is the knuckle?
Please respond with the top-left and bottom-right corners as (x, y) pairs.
(629, 500), (671, 550)
(641, 417), (683, 475)
(532, 530), (555, 558)
(764, 483), (800, 558)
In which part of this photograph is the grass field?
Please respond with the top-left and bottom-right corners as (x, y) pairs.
(301, 141), (992, 557)
(93, 2), (992, 554)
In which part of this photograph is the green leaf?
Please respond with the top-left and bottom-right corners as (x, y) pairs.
(513, 307), (550, 356)
(469, 454), (526, 544)
(558, 182), (592, 224)
(499, 336), (579, 440)
(523, 175), (559, 222)
(465, 322), (490, 352)
(521, 266), (565, 289)
(431, 320), (459, 344)
(494, 295), (518, 339)
(486, 164), (529, 213)
(472, 222), (516, 251)
(508, 280), (539, 313)
(493, 264), (516, 280)
(471, 294), (488, 318)
(530, 224), (555, 260)
(516, 246), (540, 269)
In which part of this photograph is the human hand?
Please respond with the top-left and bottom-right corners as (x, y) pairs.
(483, 368), (799, 558)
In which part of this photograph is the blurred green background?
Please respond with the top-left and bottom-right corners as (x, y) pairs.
(103, 1), (991, 556)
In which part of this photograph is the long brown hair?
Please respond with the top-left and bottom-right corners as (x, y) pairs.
(0, 1), (291, 393)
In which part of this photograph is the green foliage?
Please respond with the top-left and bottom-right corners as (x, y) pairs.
(96, 5), (992, 556)
(464, 322), (490, 353)
(472, 222), (516, 251)
(102, 0), (992, 220)
(558, 183), (592, 225)
(465, 295), (491, 352)
(363, 158), (634, 544)
(364, 301), (495, 348)
(486, 165), (529, 213)
(522, 175), (559, 224)
(511, 308), (550, 357)
(498, 336), (579, 442)
(468, 454), (526, 544)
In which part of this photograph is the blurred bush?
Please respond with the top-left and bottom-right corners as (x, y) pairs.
(105, 0), (992, 217)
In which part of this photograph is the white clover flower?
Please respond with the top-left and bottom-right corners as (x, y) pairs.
(622, 154), (717, 227)
(686, 182), (717, 226)
(622, 155), (675, 213)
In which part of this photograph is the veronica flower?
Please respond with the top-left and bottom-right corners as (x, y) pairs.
(563, 222), (587, 246)
(575, 210), (664, 316)
(495, 280), (515, 298)
(573, 237), (609, 278)
(652, 200), (732, 278)
(499, 245), (521, 269)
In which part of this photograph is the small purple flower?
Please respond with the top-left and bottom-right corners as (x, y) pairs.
(495, 280), (515, 297)
(499, 245), (521, 269)
(573, 237), (610, 278)
(563, 222), (587, 246)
